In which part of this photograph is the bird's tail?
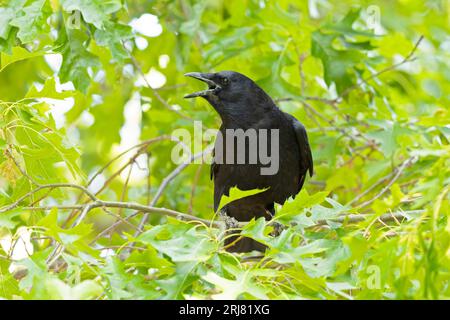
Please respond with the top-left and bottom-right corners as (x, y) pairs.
(224, 234), (267, 253)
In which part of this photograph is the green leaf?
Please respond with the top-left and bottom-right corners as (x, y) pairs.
(37, 208), (94, 255)
(43, 278), (103, 299)
(138, 222), (217, 262)
(311, 30), (363, 94)
(0, 46), (45, 72)
(0, 27), (17, 54)
(0, 0), (26, 40)
(203, 261), (273, 299)
(94, 21), (133, 62)
(218, 186), (269, 212)
(0, 209), (22, 228)
(125, 248), (173, 275)
(26, 77), (71, 99)
(0, 258), (20, 299)
(25, 77), (87, 121)
(58, 28), (100, 93)
(241, 217), (272, 245)
(9, 0), (52, 43)
(103, 257), (159, 299)
(275, 239), (347, 278)
(60, 0), (122, 29)
(366, 121), (412, 158)
(275, 189), (329, 221)
(156, 261), (199, 299)
(16, 249), (50, 292)
(0, 7), (15, 40)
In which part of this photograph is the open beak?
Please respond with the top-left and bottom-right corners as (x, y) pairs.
(184, 72), (221, 98)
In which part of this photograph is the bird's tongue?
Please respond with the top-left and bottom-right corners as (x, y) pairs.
(184, 72), (221, 98)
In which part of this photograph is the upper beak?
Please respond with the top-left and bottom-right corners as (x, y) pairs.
(184, 72), (221, 98)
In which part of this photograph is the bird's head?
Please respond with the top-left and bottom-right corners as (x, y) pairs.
(184, 71), (273, 118)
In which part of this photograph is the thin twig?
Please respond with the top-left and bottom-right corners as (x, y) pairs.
(146, 151), (152, 205)
(188, 163), (204, 214)
(357, 156), (418, 209)
(336, 35), (424, 102)
(86, 136), (171, 188)
(0, 183), (97, 213)
(118, 164), (133, 216)
(346, 171), (394, 206)
(5, 147), (40, 186)
(300, 100), (369, 155)
(125, 43), (193, 121)
(135, 148), (211, 235)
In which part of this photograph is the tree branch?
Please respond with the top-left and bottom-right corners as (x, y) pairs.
(315, 209), (424, 226)
(21, 200), (220, 228)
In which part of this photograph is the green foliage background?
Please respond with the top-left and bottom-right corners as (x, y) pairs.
(0, 0), (449, 299)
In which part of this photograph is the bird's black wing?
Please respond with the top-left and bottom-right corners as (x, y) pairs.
(210, 148), (217, 180)
(210, 142), (229, 211)
(284, 113), (313, 192)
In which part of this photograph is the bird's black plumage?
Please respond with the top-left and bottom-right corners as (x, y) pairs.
(185, 71), (313, 252)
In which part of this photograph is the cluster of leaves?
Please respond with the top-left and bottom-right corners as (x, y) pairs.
(0, 0), (449, 299)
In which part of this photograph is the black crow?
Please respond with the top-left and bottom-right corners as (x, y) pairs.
(185, 71), (313, 252)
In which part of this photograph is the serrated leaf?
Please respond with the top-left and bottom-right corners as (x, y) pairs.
(60, 0), (122, 29)
(311, 30), (363, 94)
(9, 0), (51, 43)
(0, 258), (21, 299)
(103, 257), (159, 299)
(156, 261), (198, 299)
(218, 186), (269, 212)
(0, 208), (22, 228)
(275, 189), (329, 221)
(25, 77), (87, 122)
(37, 208), (94, 255)
(0, 0), (26, 40)
(138, 222), (217, 262)
(0, 46), (45, 72)
(203, 261), (272, 300)
(58, 28), (100, 93)
(43, 278), (103, 299)
(94, 21), (132, 62)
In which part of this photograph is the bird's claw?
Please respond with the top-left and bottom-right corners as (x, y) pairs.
(270, 221), (285, 237)
(218, 209), (240, 230)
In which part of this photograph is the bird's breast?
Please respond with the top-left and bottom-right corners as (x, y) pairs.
(213, 119), (301, 204)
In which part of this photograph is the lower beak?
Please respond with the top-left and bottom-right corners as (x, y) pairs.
(184, 72), (221, 98)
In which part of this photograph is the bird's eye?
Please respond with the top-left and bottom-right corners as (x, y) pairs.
(221, 78), (229, 85)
